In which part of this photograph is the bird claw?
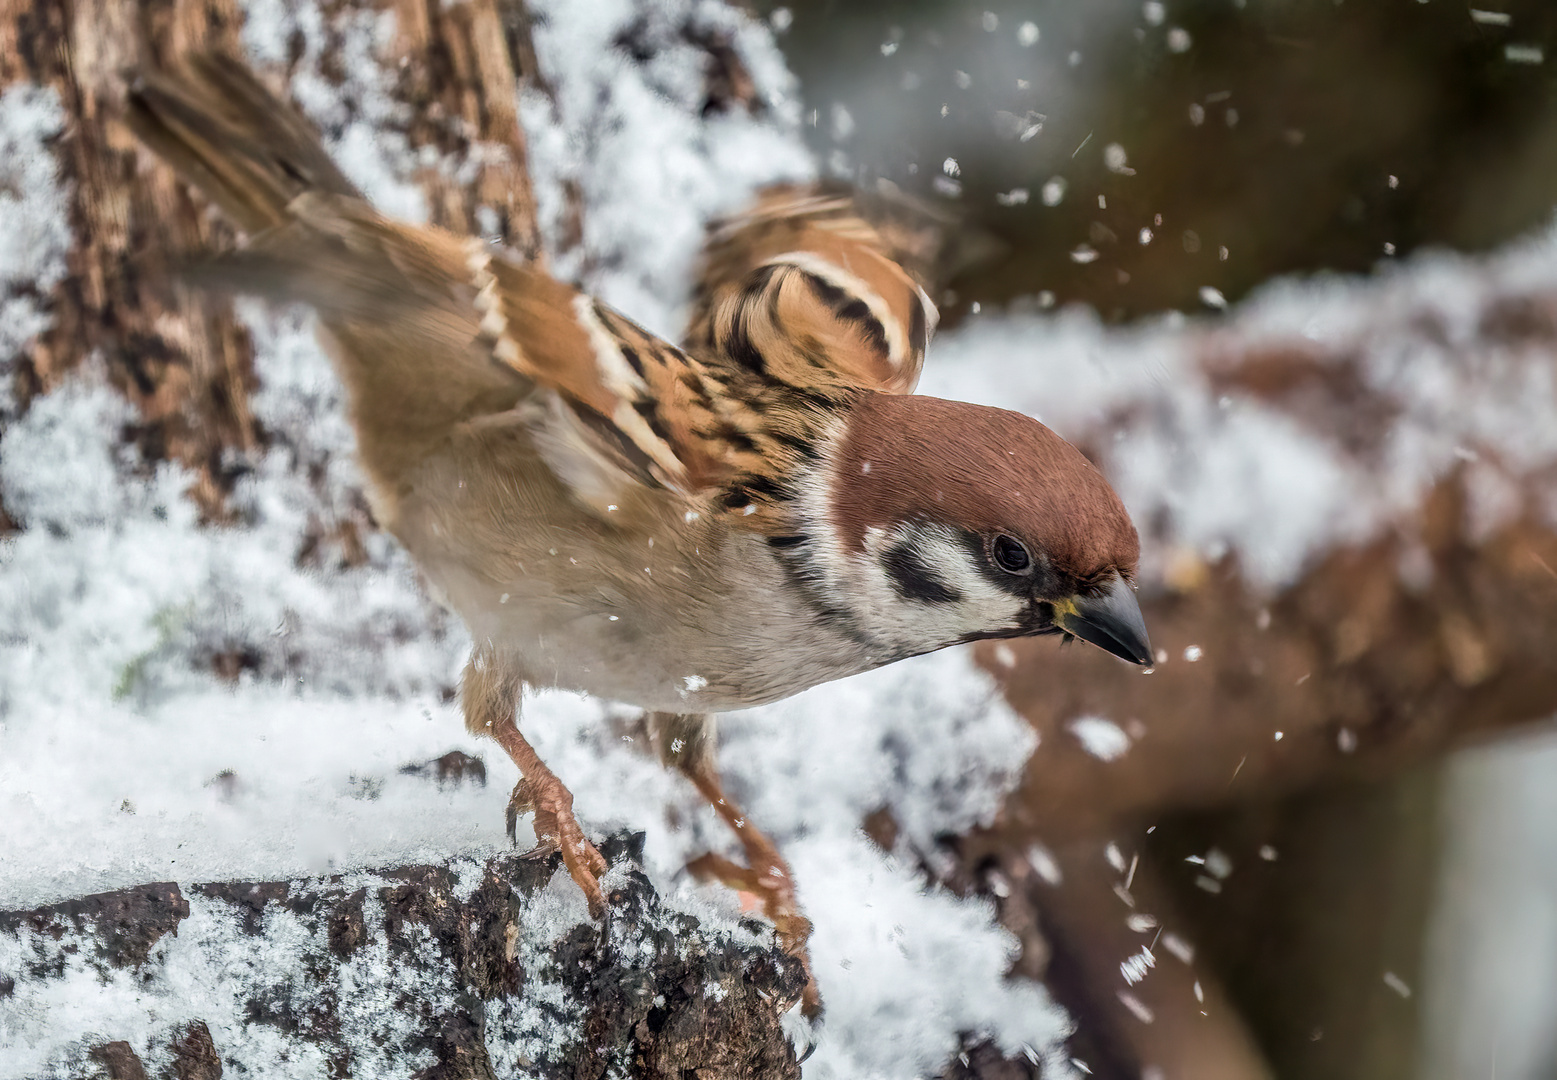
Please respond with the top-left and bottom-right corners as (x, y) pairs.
(507, 776), (609, 919)
(518, 837), (560, 860)
(504, 786), (532, 846)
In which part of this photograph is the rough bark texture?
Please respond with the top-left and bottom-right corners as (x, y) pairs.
(1, 0), (260, 524)
(0, 0), (546, 533)
(1, 835), (807, 1079)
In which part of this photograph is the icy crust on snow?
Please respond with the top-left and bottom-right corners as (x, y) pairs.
(521, 0), (815, 338)
(0, 2), (1067, 1077)
(923, 233), (1557, 589)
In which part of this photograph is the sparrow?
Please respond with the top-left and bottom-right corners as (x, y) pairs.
(126, 54), (1151, 1014)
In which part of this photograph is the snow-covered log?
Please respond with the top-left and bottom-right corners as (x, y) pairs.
(0, 834), (807, 1078)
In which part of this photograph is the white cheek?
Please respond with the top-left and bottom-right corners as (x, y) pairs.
(791, 451), (1026, 652)
(899, 527), (1030, 629)
(849, 525), (1028, 649)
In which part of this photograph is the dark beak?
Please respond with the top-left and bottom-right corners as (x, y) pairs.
(1054, 577), (1153, 666)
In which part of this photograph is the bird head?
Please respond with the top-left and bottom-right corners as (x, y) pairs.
(795, 392), (1151, 667)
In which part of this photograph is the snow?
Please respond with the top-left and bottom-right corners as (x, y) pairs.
(925, 235), (1557, 589)
(0, 84), (69, 416)
(1068, 716), (1131, 762)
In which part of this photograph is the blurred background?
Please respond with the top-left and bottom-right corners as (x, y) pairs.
(760, 0), (1557, 322)
(747, 2), (1557, 1078)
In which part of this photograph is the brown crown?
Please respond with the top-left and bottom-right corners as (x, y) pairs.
(831, 393), (1140, 583)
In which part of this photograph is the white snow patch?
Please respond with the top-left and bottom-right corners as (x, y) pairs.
(0, 84), (70, 414)
(1068, 716), (1132, 761)
(1027, 844), (1063, 887)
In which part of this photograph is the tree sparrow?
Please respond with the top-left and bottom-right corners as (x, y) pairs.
(127, 55), (1151, 1014)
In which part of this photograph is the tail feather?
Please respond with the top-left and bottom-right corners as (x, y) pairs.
(129, 55), (477, 339)
(127, 53), (532, 501)
(126, 54), (359, 234)
(180, 194), (477, 335)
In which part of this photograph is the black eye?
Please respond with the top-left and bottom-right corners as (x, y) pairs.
(992, 535), (1030, 574)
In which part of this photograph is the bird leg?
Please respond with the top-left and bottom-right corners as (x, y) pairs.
(464, 647), (608, 918)
(682, 771), (812, 947)
(649, 712), (821, 1016)
(490, 713), (609, 917)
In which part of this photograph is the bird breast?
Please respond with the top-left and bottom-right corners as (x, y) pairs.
(386, 415), (879, 713)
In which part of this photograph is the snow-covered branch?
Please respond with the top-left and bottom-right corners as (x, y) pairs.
(942, 244), (1557, 844)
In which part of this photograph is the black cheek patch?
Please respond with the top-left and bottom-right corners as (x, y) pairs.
(883, 543), (962, 604)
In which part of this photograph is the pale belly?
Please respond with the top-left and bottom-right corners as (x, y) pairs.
(387, 445), (879, 713)
(433, 548), (880, 713)
(494, 599), (877, 712)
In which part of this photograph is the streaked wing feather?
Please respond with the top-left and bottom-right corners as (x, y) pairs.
(132, 52), (732, 520)
(685, 185), (938, 397)
(466, 244), (732, 498)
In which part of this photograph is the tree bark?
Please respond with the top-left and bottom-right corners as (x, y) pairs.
(0, 836), (807, 1078)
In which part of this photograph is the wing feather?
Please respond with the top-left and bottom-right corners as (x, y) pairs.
(135, 56), (938, 519)
(131, 53), (738, 518)
(684, 185), (938, 397)
(466, 244), (732, 498)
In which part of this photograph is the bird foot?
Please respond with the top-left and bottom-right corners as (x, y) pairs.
(686, 849), (822, 1018)
(507, 774), (609, 919)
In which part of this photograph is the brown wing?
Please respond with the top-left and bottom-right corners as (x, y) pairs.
(201, 208), (740, 508)
(683, 185), (939, 397)
(466, 246), (732, 495)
